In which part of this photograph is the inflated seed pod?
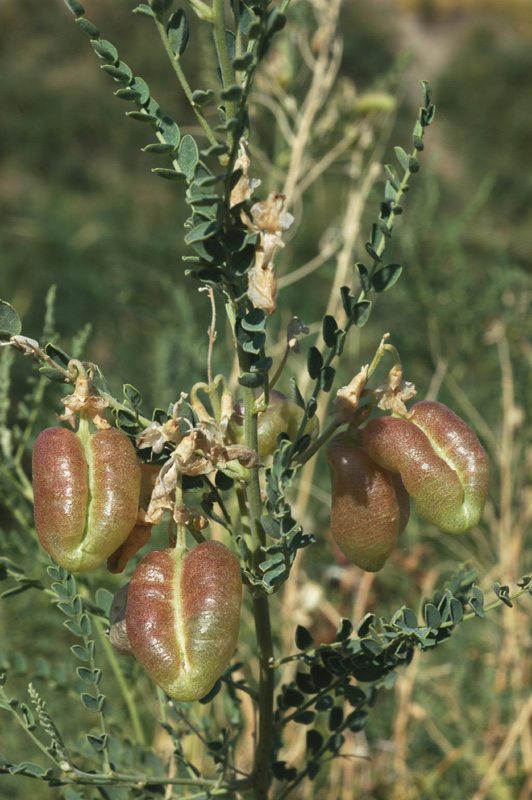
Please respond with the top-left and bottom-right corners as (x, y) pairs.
(107, 462), (161, 574)
(108, 583), (134, 657)
(362, 400), (489, 534)
(326, 433), (410, 572)
(126, 540), (242, 703)
(32, 426), (141, 572)
(230, 389), (319, 458)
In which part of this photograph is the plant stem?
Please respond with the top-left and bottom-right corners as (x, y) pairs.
(242, 388), (262, 569)
(301, 143), (422, 419)
(294, 417), (339, 466)
(271, 584), (532, 668)
(277, 675), (345, 729)
(153, 15), (219, 148)
(212, 0), (237, 152)
(85, 641), (112, 774)
(0, 684), (65, 769)
(95, 617), (146, 746)
(240, 386), (275, 798)
(252, 595), (275, 800)
(102, 392), (152, 429)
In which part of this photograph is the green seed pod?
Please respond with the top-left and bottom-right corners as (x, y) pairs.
(230, 389), (318, 458)
(126, 540), (242, 702)
(326, 433), (410, 572)
(32, 426), (141, 572)
(362, 401), (489, 534)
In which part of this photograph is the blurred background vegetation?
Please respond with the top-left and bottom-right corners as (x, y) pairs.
(1, 0), (531, 798)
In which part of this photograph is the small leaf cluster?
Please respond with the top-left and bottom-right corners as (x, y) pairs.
(48, 566), (109, 752)
(56, 0), (294, 372)
(0, 752), (54, 784)
(271, 618), (374, 789)
(28, 684), (70, 766)
(236, 308), (272, 390)
(63, 0), (196, 181)
(0, 556), (44, 600)
(294, 83), (436, 423)
(348, 82), (436, 310)
(0, 676), (68, 783)
(248, 439), (314, 592)
(306, 315), (343, 394)
(268, 567), (532, 789)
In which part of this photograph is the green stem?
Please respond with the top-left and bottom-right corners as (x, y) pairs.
(235, 482), (252, 555)
(153, 15), (218, 148)
(222, 676), (259, 702)
(220, 17), (271, 218)
(305, 145), (422, 415)
(95, 618), (146, 746)
(233, 0), (243, 65)
(0, 684), (65, 769)
(212, 0), (237, 152)
(85, 638), (112, 774)
(277, 675), (344, 730)
(294, 417), (339, 466)
(240, 387), (275, 799)
(268, 347), (290, 393)
(101, 393), (152, 429)
(64, 767), (247, 790)
(242, 388), (262, 570)
(157, 689), (203, 783)
(252, 594), (275, 800)
(271, 584), (532, 668)
(203, 474), (234, 529)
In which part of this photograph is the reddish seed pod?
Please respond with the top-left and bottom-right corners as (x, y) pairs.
(108, 583), (134, 658)
(126, 540), (242, 703)
(32, 426), (141, 572)
(326, 433), (410, 572)
(362, 400), (489, 534)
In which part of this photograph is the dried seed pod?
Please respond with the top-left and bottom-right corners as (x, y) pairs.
(326, 433), (410, 572)
(32, 426), (141, 572)
(126, 540), (242, 702)
(362, 401), (489, 534)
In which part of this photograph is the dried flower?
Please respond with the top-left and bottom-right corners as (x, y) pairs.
(247, 192), (294, 240)
(230, 139), (261, 207)
(243, 191), (294, 315)
(373, 365), (416, 416)
(138, 398), (259, 526)
(334, 366), (369, 425)
(58, 368), (110, 429)
(247, 249), (278, 316)
(136, 395), (187, 454)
